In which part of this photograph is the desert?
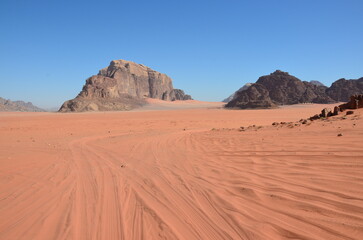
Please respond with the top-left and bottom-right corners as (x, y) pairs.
(1, 100), (362, 240)
(1, 1), (363, 239)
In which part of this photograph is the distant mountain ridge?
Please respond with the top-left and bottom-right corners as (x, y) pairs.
(310, 80), (326, 87)
(0, 97), (44, 112)
(226, 70), (362, 109)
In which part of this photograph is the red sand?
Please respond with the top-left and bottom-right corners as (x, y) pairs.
(1, 102), (363, 240)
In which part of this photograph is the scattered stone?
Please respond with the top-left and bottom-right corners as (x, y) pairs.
(320, 108), (331, 118)
(309, 114), (320, 121)
(333, 106), (340, 115)
(337, 133), (343, 137)
(272, 122), (279, 126)
(346, 110), (354, 115)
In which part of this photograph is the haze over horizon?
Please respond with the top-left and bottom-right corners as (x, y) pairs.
(1, 0), (362, 109)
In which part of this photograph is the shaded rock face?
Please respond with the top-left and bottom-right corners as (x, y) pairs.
(222, 83), (253, 103)
(225, 83), (276, 109)
(0, 97), (44, 112)
(255, 70), (334, 104)
(226, 70), (334, 109)
(326, 78), (363, 102)
(59, 60), (192, 112)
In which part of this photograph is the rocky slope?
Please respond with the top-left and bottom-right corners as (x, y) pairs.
(222, 83), (253, 103)
(226, 70), (334, 109)
(225, 84), (277, 109)
(326, 77), (363, 102)
(59, 60), (192, 112)
(0, 97), (44, 112)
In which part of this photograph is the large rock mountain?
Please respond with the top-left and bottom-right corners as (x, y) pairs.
(0, 97), (44, 112)
(326, 77), (363, 102)
(59, 60), (192, 112)
(226, 70), (334, 109)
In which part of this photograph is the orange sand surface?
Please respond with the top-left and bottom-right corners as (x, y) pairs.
(1, 103), (363, 240)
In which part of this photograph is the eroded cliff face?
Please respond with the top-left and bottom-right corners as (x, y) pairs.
(59, 60), (191, 112)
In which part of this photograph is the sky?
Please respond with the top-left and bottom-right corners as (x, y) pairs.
(0, 0), (362, 109)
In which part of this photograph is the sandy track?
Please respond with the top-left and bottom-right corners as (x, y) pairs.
(1, 104), (363, 239)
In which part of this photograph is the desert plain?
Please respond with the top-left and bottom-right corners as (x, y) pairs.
(0, 100), (362, 240)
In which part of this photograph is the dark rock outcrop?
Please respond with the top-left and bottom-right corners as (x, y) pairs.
(326, 78), (363, 102)
(255, 70), (334, 104)
(222, 83), (253, 103)
(59, 60), (192, 112)
(225, 83), (276, 109)
(226, 70), (334, 109)
(0, 97), (44, 112)
(339, 95), (363, 110)
(307, 95), (363, 121)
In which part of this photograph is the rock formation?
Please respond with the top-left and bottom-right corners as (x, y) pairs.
(59, 60), (192, 112)
(326, 77), (363, 102)
(306, 95), (363, 121)
(0, 97), (44, 112)
(339, 94), (363, 110)
(254, 70), (334, 104)
(225, 83), (276, 109)
(222, 83), (253, 103)
(226, 70), (334, 109)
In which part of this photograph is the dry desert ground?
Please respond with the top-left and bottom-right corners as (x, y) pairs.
(1, 100), (363, 240)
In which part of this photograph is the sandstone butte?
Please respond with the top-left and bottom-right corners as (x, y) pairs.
(59, 60), (192, 112)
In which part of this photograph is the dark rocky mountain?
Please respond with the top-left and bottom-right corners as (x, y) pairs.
(59, 60), (192, 112)
(0, 97), (44, 112)
(226, 70), (335, 109)
(222, 83), (253, 103)
(326, 77), (363, 102)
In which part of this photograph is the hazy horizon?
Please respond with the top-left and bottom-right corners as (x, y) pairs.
(1, 0), (362, 109)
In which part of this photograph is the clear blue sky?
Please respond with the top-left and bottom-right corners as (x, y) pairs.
(1, 0), (362, 108)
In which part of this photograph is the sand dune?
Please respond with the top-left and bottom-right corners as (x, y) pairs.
(1, 103), (362, 239)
